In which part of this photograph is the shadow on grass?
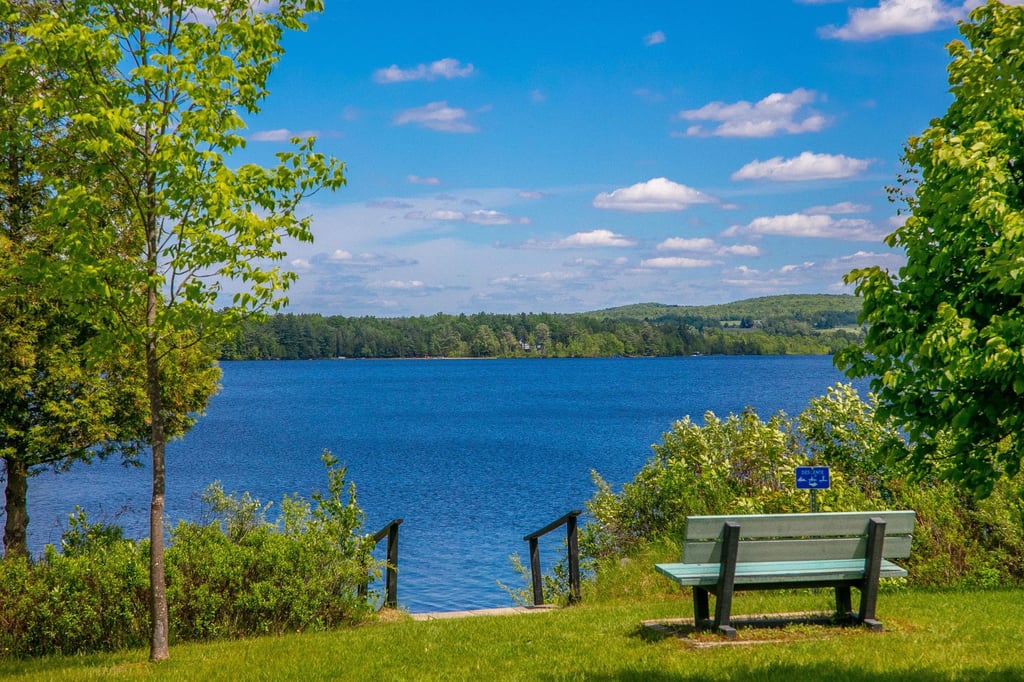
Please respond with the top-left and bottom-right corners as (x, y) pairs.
(565, 666), (1024, 682)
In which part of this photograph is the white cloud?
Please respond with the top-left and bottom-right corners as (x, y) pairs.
(724, 213), (887, 241)
(428, 209), (466, 221)
(467, 210), (530, 225)
(731, 152), (871, 181)
(394, 102), (477, 133)
(819, 0), (963, 41)
(888, 213), (908, 229)
(249, 128), (317, 142)
(679, 89), (828, 138)
(518, 190), (544, 200)
(557, 229), (636, 248)
(374, 58), (475, 83)
(803, 201), (871, 215)
(319, 249), (416, 268)
(657, 237), (762, 257)
(375, 280), (426, 290)
(826, 249), (906, 272)
(593, 177), (715, 212)
(521, 229), (636, 249)
(408, 175), (442, 186)
(657, 237), (717, 252)
(403, 206), (529, 226)
(719, 244), (762, 256)
(641, 257), (718, 269)
(644, 30), (666, 46)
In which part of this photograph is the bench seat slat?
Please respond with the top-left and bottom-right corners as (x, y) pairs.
(684, 511), (916, 540)
(655, 558), (909, 587)
(682, 535), (913, 563)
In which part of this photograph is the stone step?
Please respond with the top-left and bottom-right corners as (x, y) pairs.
(410, 605), (559, 621)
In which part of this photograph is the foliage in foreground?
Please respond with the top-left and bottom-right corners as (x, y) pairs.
(0, 453), (380, 659)
(839, 1), (1024, 498)
(583, 384), (1024, 591)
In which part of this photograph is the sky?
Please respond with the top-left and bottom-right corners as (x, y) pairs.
(229, 0), (1008, 317)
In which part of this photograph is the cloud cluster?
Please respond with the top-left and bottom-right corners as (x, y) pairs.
(679, 89), (828, 138)
(641, 257), (717, 269)
(593, 177), (716, 212)
(656, 237), (763, 257)
(731, 151), (871, 181)
(374, 58), (475, 83)
(724, 212), (886, 241)
(405, 208), (529, 225)
(819, 0), (962, 41)
(394, 102), (476, 133)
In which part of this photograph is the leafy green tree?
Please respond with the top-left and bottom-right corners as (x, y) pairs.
(0, 0), (160, 559)
(16, 0), (346, 661)
(472, 325), (500, 356)
(838, 1), (1024, 497)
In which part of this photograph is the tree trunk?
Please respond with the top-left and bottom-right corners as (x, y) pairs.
(2, 456), (29, 558)
(147, 327), (169, 662)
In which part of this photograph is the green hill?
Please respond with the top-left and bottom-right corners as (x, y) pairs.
(587, 294), (862, 327)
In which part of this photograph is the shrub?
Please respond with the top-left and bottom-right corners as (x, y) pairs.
(582, 383), (1024, 589)
(0, 510), (149, 658)
(167, 452), (380, 639)
(0, 451), (381, 659)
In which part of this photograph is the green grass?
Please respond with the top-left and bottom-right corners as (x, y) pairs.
(1, 587), (1021, 681)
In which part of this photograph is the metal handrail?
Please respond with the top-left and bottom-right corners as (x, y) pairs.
(523, 509), (582, 606)
(360, 518), (403, 608)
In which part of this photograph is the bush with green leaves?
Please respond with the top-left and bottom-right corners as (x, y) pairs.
(582, 383), (1024, 589)
(0, 451), (381, 659)
(0, 509), (149, 658)
(167, 451), (380, 639)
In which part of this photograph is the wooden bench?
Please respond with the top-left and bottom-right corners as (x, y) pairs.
(655, 510), (915, 638)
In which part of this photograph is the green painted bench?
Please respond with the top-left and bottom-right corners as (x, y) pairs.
(655, 510), (915, 638)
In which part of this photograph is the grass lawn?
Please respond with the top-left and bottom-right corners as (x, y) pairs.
(1, 587), (1021, 681)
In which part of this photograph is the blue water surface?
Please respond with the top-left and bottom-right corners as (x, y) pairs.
(25, 356), (863, 612)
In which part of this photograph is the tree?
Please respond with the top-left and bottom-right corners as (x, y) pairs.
(17, 0), (346, 661)
(0, 0), (158, 559)
(838, 1), (1024, 497)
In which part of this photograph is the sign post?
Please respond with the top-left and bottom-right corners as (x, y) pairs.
(795, 465), (830, 513)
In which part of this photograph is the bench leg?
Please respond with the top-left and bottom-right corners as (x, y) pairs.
(858, 517), (886, 632)
(693, 587), (710, 627)
(713, 522), (740, 639)
(835, 586), (852, 617)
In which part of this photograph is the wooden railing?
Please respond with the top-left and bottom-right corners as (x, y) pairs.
(523, 510), (582, 606)
(360, 518), (403, 609)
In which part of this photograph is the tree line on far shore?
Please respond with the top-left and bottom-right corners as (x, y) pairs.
(220, 294), (865, 360)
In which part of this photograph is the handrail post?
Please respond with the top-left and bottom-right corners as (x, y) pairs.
(523, 509), (582, 607)
(566, 513), (580, 604)
(360, 518), (403, 609)
(385, 519), (400, 608)
(529, 537), (543, 606)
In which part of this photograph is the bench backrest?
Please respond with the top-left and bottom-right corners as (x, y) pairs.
(682, 511), (916, 564)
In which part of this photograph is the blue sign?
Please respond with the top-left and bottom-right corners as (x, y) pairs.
(795, 466), (830, 489)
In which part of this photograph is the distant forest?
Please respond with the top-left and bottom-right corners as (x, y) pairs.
(220, 294), (865, 360)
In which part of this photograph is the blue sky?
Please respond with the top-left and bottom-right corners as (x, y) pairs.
(232, 0), (1004, 317)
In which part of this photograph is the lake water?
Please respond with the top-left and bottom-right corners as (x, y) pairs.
(24, 356), (862, 613)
